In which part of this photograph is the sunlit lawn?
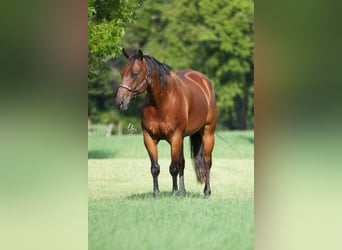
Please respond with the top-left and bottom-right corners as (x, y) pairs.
(88, 130), (254, 250)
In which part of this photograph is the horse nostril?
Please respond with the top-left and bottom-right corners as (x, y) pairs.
(118, 98), (125, 110)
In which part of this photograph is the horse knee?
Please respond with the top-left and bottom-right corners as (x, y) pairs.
(169, 163), (178, 176)
(151, 164), (160, 177)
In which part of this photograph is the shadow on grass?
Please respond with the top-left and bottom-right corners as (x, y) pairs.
(88, 150), (116, 159)
(126, 191), (204, 200)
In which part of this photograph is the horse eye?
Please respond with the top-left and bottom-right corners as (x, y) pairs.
(131, 72), (139, 78)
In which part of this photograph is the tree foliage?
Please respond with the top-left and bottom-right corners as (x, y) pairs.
(88, 0), (141, 122)
(88, 0), (141, 76)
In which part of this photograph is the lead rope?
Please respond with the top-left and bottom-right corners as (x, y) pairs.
(215, 131), (242, 159)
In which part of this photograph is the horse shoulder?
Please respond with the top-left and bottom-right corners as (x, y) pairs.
(141, 103), (159, 132)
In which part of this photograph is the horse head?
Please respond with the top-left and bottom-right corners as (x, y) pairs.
(115, 48), (149, 111)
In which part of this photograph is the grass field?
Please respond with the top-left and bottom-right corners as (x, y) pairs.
(88, 129), (254, 250)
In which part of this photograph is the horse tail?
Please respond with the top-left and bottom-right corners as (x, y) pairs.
(190, 132), (207, 183)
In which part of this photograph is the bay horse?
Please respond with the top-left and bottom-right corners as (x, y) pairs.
(115, 49), (217, 197)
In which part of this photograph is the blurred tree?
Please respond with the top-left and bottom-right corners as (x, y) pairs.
(123, 0), (254, 129)
(88, 0), (141, 123)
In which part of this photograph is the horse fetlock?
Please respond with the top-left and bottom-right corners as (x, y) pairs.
(153, 189), (160, 197)
(204, 184), (211, 197)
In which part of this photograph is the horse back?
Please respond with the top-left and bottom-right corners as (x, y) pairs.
(176, 69), (216, 109)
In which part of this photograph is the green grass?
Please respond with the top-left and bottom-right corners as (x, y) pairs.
(88, 130), (254, 250)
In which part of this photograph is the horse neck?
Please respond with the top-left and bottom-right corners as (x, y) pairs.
(147, 73), (174, 107)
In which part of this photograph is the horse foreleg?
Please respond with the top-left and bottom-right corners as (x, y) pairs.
(151, 162), (160, 197)
(169, 161), (178, 194)
(143, 131), (160, 197)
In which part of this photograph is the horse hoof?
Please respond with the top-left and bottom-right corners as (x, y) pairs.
(178, 190), (186, 197)
(204, 190), (211, 198)
(153, 191), (160, 197)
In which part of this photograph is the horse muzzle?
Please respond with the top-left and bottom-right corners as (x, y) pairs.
(115, 88), (132, 111)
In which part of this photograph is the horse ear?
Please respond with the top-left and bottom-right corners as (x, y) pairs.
(122, 48), (131, 59)
(137, 49), (144, 61)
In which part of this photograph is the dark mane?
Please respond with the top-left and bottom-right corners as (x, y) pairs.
(129, 54), (172, 86)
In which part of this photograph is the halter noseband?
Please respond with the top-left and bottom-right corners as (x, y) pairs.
(118, 71), (150, 94)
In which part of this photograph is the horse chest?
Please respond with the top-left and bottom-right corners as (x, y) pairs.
(143, 119), (175, 137)
(142, 100), (185, 138)
(142, 111), (178, 137)
(159, 122), (175, 136)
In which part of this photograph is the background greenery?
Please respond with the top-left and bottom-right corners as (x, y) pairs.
(88, 0), (254, 131)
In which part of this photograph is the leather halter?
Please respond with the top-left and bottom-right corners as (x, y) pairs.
(118, 71), (150, 94)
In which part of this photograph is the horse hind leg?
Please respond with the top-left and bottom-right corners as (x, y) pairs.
(169, 158), (186, 195)
(177, 154), (186, 195)
(202, 127), (215, 197)
(190, 131), (210, 196)
(169, 134), (186, 196)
